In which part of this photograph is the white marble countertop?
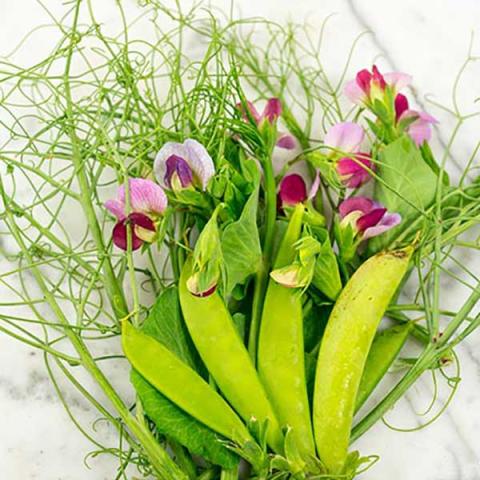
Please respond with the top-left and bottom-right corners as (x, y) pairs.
(1, 1), (480, 479)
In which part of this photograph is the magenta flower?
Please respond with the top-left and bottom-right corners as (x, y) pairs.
(278, 174), (308, 207)
(339, 196), (401, 240)
(324, 122), (374, 188)
(238, 98), (297, 150)
(105, 178), (168, 251)
(344, 65), (412, 106)
(395, 93), (438, 146)
(154, 139), (215, 191)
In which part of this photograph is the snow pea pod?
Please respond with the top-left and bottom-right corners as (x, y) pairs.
(179, 260), (284, 453)
(313, 247), (413, 474)
(355, 321), (412, 412)
(122, 321), (252, 447)
(258, 204), (315, 459)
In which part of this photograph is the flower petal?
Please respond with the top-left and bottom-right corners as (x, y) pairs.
(338, 196), (375, 218)
(337, 154), (373, 188)
(262, 98), (282, 123)
(383, 72), (412, 91)
(104, 199), (126, 220)
(363, 212), (401, 239)
(279, 174), (308, 206)
(119, 178), (168, 215)
(184, 139), (215, 190)
(154, 142), (188, 188)
(394, 93), (409, 121)
(356, 69), (373, 94)
(237, 100), (261, 124)
(308, 169), (321, 200)
(276, 133), (297, 150)
(165, 154), (194, 189)
(344, 79), (367, 105)
(324, 122), (365, 153)
(112, 219), (143, 251)
(356, 208), (387, 232)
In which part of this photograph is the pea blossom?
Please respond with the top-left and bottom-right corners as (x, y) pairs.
(277, 172), (320, 208)
(154, 139), (215, 192)
(324, 122), (374, 188)
(395, 93), (438, 146)
(344, 65), (411, 106)
(238, 97), (297, 150)
(105, 179), (168, 250)
(339, 196), (401, 240)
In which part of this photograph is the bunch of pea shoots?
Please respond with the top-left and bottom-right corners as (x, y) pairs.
(1, 2), (480, 480)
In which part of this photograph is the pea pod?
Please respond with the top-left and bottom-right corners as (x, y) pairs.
(179, 260), (284, 453)
(313, 247), (413, 474)
(257, 204), (315, 458)
(355, 322), (412, 412)
(122, 321), (252, 447)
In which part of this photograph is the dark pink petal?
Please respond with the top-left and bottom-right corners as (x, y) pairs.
(337, 154), (373, 188)
(104, 199), (126, 220)
(165, 154), (194, 189)
(356, 69), (373, 95)
(262, 98), (282, 123)
(395, 93), (409, 121)
(357, 208), (387, 232)
(276, 133), (297, 150)
(372, 65), (386, 89)
(363, 212), (401, 239)
(111, 213), (155, 251)
(338, 196), (375, 218)
(279, 174), (308, 206)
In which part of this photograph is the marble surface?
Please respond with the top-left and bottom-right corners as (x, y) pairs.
(1, 0), (480, 479)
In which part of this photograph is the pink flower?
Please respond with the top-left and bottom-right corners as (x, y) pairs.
(238, 98), (297, 150)
(324, 122), (374, 188)
(394, 93), (438, 146)
(339, 196), (401, 240)
(278, 172), (322, 208)
(154, 139), (215, 191)
(344, 65), (411, 106)
(105, 178), (167, 251)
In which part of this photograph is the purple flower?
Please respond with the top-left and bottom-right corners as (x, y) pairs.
(324, 122), (374, 188)
(238, 98), (297, 150)
(339, 196), (401, 240)
(154, 139), (215, 191)
(344, 65), (411, 106)
(395, 93), (438, 146)
(105, 178), (167, 251)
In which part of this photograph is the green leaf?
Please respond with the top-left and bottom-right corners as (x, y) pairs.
(221, 187), (262, 296)
(131, 287), (239, 468)
(370, 135), (438, 252)
(142, 287), (201, 371)
(132, 371), (239, 469)
(311, 235), (342, 301)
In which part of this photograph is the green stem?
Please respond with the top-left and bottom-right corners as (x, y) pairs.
(220, 467), (239, 480)
(248, 146), (277, 362)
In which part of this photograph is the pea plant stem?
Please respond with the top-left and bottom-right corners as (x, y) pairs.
(248, 144), (277, 362)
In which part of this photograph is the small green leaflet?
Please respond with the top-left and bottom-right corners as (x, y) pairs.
(131, 287), (239, 468)
(221, 186), (262, 296)
(370, 135), (438, 252)
(311, 235), (342, 301)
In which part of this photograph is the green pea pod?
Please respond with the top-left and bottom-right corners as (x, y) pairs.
(179, 260), (284, 453)
(313, 247), (413, 474)
(258, 204), (315, 459)
(355, 322), (413, 412)
(122, 321), (252, 447)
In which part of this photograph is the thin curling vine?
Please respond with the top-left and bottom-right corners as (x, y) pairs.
(1, 1), (480, 480)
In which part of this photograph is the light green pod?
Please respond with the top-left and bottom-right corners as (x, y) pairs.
(179, 260), (284, 453)
(313, 247), (413, 474)
(122, 321), (252, 447)
(258, 204), (315, 459)
(355, 322), (412, 412)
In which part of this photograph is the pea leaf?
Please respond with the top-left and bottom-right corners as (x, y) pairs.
(132, 371), (239, 469)
(221, 187), (262, 296)
(369, 135), (438, 252)
(131, 287), (239, 468)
